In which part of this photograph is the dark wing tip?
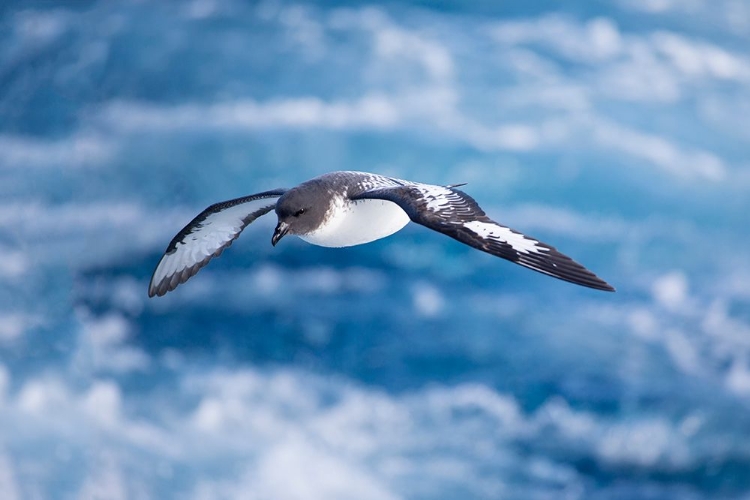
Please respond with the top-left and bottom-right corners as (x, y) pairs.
(148, 242), (231, 298)
(442, 223), (615, 292)
(147, 260), (194, 298)
(516, 245), (615, 292)
(569, 273), (616, 292)
(148, 256), (214, 297)
(596, 280), (616, 292)
(148, 267), (193, 297)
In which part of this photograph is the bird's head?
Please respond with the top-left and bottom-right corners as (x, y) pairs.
(272, 187), (327, 246)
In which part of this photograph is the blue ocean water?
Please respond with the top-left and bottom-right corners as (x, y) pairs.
(2, 0), (750, 498)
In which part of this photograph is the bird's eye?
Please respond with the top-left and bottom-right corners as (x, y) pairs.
(294, 208), (306, 217)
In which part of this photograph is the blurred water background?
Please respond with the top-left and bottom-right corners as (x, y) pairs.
(2, 0), (750, 498)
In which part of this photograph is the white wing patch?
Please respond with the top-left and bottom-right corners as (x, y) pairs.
(413, 185), (454, 212)
(149, 193), (282, 297)
(463, 220), (547, 255)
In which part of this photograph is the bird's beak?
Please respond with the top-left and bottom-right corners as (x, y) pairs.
(272, 221), (290, 246)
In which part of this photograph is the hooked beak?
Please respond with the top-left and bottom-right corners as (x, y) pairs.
(272, 221), (290, 246)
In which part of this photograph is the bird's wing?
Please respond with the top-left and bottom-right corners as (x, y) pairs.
(352, 184), (614, 291)
(148, 189), (287, 297)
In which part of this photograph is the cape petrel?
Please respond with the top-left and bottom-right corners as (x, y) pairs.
(148, 171), (614, 297)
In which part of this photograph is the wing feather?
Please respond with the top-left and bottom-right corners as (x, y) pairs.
(148, 189), (286, 297)
(353, 184), (614, 291)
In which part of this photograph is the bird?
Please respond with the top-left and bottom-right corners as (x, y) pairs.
(148, 171), (614, 297)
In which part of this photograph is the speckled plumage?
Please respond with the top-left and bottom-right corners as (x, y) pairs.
(149, 171), (614, 297)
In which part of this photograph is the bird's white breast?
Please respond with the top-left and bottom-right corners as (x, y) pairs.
(299, 198), (410, 248)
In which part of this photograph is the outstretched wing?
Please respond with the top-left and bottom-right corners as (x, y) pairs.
(353, 184), (614, 291)
(148, 189), (287, 297)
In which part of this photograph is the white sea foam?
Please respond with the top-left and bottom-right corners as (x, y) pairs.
(0, 201), (191, 271)
(0, 453), (20, 500)
(3, 2), (750, 498)
(411, 281), (445, 318)
(0, 364), (724, 498)
(0, 314), (40, 342)
(490, 14), (750, 84)
(652, 271), (689, 311)
(0, 247), (28, 278)
(0, 133), (115, 169)
(75, 311), (150, 374)
(619, 0), (750, 37)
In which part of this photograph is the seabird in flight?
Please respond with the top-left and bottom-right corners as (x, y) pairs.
(148, 171), (614, 297)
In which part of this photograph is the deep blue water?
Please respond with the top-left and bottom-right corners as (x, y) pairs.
(2, 0), (750, 498)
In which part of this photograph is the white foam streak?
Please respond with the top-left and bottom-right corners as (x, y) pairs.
(77, 454), (129, 500)
(0, 133), (115, 169)
(374, 25), (454, 81)
(619, 0), (750, 37)
(493, 16), (624, 62)
(490, 14), (750, 84)
(652, 271), (689, 311)
(12, 9), (70, 46)
(94, 94), (727, 181)
(75, 311), (150, 374)
(0, 454), (20, 500)
(411, 281), (445, 318)
(591, 117), (727, 181)
(653, 32), (750, 80)
(99, 95), (401, 132)
(251, 439), (400, 500)
(0, 314), (41, 342)
(329, 6), (453, 82)
(0, 201), (191, 269)
(537, 399), (693, 468)
(493, 204), (631, 242)
(619, 0), (704, 14)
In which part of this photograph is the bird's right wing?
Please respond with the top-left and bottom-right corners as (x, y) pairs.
(148, 189), (286, 297)
(353, 183), (614, 292)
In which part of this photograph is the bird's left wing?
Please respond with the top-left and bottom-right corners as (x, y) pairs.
(352, 184), (614, 291)
(149, 189), (287, 297)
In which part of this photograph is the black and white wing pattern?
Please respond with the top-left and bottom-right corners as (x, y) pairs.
(353, 183), (614, 291)
(148, 189), (286, 297)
